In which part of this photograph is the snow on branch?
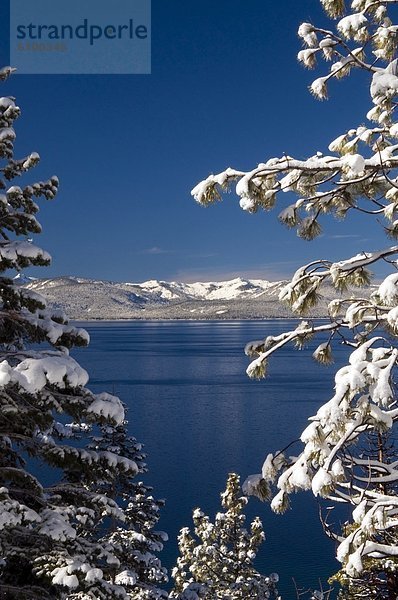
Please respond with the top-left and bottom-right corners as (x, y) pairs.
(191, 0), (398, 585)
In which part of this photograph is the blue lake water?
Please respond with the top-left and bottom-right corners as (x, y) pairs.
(71, 320), (348, 597)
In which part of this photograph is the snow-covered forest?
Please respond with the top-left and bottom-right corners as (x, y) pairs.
(3, 0), (398, 598)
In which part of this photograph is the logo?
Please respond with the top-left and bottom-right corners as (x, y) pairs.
(10, 0), (151, 74)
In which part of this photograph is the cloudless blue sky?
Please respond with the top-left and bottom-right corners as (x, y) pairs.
(0, 0), (389, 282)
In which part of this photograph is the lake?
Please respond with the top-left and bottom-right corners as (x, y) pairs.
(71, 320), (348, 597)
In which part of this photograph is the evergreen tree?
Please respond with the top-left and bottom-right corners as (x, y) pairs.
(170, 473), (279, 600)
(0, 69), (166, 598)
(191, 0), (398, 593)
(88, 423), (168, 599)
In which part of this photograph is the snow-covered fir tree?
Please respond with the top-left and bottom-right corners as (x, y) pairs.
(87, 423), (168, 599)
(170, 473), (279, 600)
(0, 68), (167, 599)
(191, 0), (398, 596)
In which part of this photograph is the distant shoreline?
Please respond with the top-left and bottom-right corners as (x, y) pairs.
(19, 275), (358, 321)
(71, 316), (313, 323)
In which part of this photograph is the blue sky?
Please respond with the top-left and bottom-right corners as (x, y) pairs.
(0, 0), (389, 282)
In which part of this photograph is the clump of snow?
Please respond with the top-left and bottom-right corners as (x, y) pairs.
(115, 570), (137, 586)
(342, 153), (366, 177)
(0, 127), (15, 142)
(0, 489), (40, 530)
(378, 273), (398, 305)
(298, 22), (317, 47)
(13, 355), (89, 393)
(242, 474), (262, 497)
(311, 467), (333, 496)
(38, 508), (76, 541)
(51, 567), (79, 589)
(85, 568), (103, 583)
(0, 241), (50, 264)
(0, 361), (12, 387)
(371, 69), (398, 102)
(86, 392), (125, 425)
(337, 13), (368, 40)
(239, 196), (255, 211)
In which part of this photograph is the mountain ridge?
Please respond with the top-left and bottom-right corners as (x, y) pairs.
(20, 275), (356, 320)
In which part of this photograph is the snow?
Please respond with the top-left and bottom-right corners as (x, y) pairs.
(51, 567), (79, 588)
(117, 277), (283, 304)
(138, 277), (281, 301)
(386, 306), (398, 329)
(115, 570), (137, 586)
(270, 490), (287, 513)
(239, 196), (255, 211)
(13, 355), (89, 393)
(87, 392), (125, 425)
(38, 508), (77, 541)
(331, 459), (344, 479)
(297, 22), (317, 47)
(184, 278), (279, 300)
(297, 49), (317, 68)
(378, 273), (398, 305)
(300, 421), (319, 444)
(342, 153), (366, 177)
(369, 349), (397, 407)
(310, 77), (328, 99)
(279, 169), (301, 192)
(345, 548), (364, 576)
(0, 492), (40, 530)
(18, 287), (46, 306)
(242, 474), (263, 497)
(22, 152), (40, 169)
(262, 453), (277, 480)
(139, 279), (181, 300)
(85, 568), (103, 583)
(0, 361), (11, 387)
(352, 500), (367, 524)
(328, 134), (346, 152)
(337, 13), (368, 39)
(0, 97), (15, 110)
(371, 69), (398, 101)
(0, 127), (15, 141)
(331, 248), (398, 273)
(289, 462), (312, 490)
(311, 467), (333, 496)
(6, 185), (23, 198)
(278, 204), (297, 225)
(18, 308), (89, 346)
(297, 22), (313, 38)
(0, 241), (51, 264)
(235, 174), (251, 198)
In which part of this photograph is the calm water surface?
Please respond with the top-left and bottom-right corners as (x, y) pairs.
(72, 320), (348, 597)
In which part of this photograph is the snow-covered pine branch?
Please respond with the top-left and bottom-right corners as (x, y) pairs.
(191, 4), (398, 234)
(192, 0), (398, 595)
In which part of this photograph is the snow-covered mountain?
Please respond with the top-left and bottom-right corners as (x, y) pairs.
(13, 273), (37, 285)
(125, 277), (284, 301)
(22, 276), (340, 320)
